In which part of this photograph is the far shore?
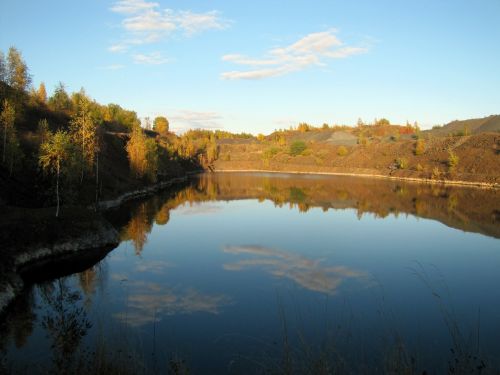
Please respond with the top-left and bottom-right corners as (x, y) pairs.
(212, 168), (500, 190)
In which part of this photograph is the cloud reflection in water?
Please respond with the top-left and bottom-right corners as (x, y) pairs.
(223, 245), (366, 294)
(114, 280), (230, 327)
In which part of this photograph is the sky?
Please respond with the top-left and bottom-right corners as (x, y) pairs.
(1, 0), (499, 134)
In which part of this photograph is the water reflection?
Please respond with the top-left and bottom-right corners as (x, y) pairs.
(223, 245), (366, 294)
(1, 172), (499, 374)
(40, 279), (92, 374)
(109, 173), (500, 252)
(114, 280), (230, 327)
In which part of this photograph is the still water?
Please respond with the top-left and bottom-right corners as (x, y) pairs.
(1, 173), (500, 374)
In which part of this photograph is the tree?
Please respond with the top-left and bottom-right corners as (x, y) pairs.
(415, 139), (425, 155)
(1, 99), (15, 164)
(7, 47), (31, 91)
(48, 82), (72, 112)
(70, 96), (97, 182)
(37, 82), (47, 104)
(0, 51), (6, 83)
(143, 116), (152, 130)
(153, 116), (169, 135)
(448, 150), (459, 171)
(206, 136), (218, 163)
(38, 119), (50, 144)
(126, 125), (157, 181)
(39, 130), (73, 217)
(145, 138), (158, 182)
(290, 140), (306, 156)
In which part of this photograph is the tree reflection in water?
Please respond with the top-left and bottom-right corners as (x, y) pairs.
(39, 278), (91, 374)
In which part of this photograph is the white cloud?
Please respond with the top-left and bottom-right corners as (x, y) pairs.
(133, 51), (169, 65)
(108, 43), (129, 53)
(177, 10), (229, 36)
(111, 0), (158, 14)
(109, 0), (230, 54)
(170, 110), (223, 132)
(221, 30), (368, 80)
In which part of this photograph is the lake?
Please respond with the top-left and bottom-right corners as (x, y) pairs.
(1, 172), (499, 374)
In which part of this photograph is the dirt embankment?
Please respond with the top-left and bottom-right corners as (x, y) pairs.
(213, 132), (500, 187)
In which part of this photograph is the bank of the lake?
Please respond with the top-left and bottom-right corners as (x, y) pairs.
(0, 175), (191, 316)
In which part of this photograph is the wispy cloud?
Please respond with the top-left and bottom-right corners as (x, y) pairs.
(109, 0), (230, 54)
(221, 30), (368, 80)
(133, 51), (169, 65)
(170, 110), (224, 132)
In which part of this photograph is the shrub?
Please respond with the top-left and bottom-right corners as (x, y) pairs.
(416, 163), (424, 171)
(297, 123), (310, 132)
(448, 150), (459, 171)
(415, 139), (425, 155)
(432, 167), (441, 179)
(395, 157), (408, 169)
(289, 141), (307, 156)
(337, 146), (348, 156)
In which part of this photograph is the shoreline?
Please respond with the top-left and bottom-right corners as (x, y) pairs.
(0, 174), (191, 316)
(212, 168), (500, 190)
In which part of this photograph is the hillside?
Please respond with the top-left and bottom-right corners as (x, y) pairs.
(213, 124), (500, 187)
(427, 114), (500, 137)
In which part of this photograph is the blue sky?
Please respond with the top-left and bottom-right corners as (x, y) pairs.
(1, 0), (499, 133)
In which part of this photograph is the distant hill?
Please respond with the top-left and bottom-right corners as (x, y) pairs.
(427, 115), (500, 136)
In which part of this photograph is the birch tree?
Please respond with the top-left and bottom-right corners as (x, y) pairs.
(39, 130), (73, 217)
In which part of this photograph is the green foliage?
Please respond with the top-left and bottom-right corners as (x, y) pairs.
(337, 146), (348, 156)
(39, 130), (75, 216)
(153, 116), (169, 135)
(263, 147), (280, 159)
(103, 103), (140, 131)
(395, 157), (408, 169)
(289, 140), (307, 156)
(48, 82), (72, 112)
(39, 130), (74, 175)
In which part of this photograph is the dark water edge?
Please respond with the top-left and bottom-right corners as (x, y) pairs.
(1, 172), (499, 375)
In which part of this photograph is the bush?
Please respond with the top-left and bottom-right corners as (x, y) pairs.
(289, 141), (307, 156)
(448, 150), (459, 171)
(337, 146), (348, 156)
(395, 157), (408, 169)
(415, 139), (425, 155)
